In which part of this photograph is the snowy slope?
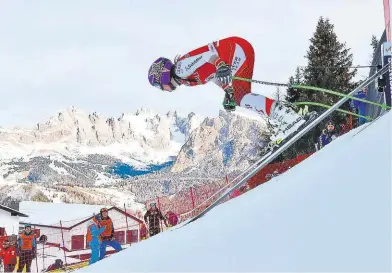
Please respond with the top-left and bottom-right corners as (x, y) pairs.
(78, 112), (391, 272)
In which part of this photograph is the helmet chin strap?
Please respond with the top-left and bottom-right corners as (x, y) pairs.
(171, 77), (181, 87)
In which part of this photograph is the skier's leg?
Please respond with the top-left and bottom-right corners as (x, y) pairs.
(89, 242), (100, 265)
(99, 241), (108, 260)
(25, 255), (32, 273)
(216, 37), (255, 111)
(107, 240), (122, 252)
(239, 93), (274, 116)
(239, 93), (305, 130)
(17, 252), (26, 273)
(229, 38), (255, 106)
(358, 102), (366, 125)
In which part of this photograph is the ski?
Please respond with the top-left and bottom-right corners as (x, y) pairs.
(266, 112), (318, 153)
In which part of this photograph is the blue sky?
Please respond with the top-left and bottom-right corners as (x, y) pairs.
(0, 0), (386, 127)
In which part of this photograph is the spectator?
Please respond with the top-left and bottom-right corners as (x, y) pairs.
(165, 211), (179, 227)
(86, 218), (105, 265)
(139, 223), (148, 240)
(46, 259), (64, 272)
(95, 208), (122, 260)
(318, 120), (338, 149)
(17, 224), (36, 273)
(2, 235), (17, 273)
(350, 87), (368, 126)
(144, 203), (168, 237)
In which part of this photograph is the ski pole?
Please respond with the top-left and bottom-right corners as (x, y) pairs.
(35, 252), (39, 273)
(294, 102), (372, 121)
(232, 76), (288, 87)
(293, 85), (391, 109)
(232, 76), (391, 109)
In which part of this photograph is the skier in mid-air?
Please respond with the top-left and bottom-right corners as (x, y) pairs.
(147, 36), (316, 147)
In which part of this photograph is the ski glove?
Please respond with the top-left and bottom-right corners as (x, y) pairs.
(215, 61), (232, 85)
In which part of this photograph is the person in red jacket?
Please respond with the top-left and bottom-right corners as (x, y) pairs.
(2, 235), (17, 273)
(148, 36), (315, 143)
(165, 211), (179, 227)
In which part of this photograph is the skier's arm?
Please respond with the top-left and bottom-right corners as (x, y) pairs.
(144, 211), (149, 224)
(318, 135), (324, 149)
(16, 236), (21, 255)
(159, 211), (168, 227)
(32, 236), (37, 258)
(110, 221), (115, 240)
(98, 226), (106, 235)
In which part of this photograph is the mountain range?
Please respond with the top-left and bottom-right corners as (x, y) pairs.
(0, 106), (270, 209)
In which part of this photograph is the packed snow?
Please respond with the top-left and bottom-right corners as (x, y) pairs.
(78, 112), (391, 272)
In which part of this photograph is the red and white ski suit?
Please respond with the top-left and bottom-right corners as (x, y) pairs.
(174, 36), (275, 116)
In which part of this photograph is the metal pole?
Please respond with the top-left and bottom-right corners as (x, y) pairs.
(42, 242), (45, 270)
(123, 203), (129, 245)
(190, 187), (195, 209)
(188, 63), (390, 222)
(35, 253), (38, 273)
(59, 221), (68, 266)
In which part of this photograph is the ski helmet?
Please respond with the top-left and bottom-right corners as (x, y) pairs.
(148, 57), (174, 90)
(326, 120), (334, 126)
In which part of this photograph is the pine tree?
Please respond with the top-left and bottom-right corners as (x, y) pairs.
(273, 87), (283, 101)
(286, 67), (304, 103)
(303, 17), (357, 93)
(371, 35), (379, 55)
(285, 76), (296, 102)
(371, 35), (379, 61)
(279, 17), (357, 159)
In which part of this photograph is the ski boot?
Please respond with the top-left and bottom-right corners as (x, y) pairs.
(265, 102), (318, 152)
(222, 86), (236, 112)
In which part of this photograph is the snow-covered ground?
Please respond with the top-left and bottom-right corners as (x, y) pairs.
(78, 112), (391, 272)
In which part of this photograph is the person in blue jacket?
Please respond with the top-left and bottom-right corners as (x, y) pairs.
(350, 87), (368, 125)
(86, 219), (105, 265)
(318, 120), (338, 149)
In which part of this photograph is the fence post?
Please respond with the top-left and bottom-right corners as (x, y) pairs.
(42, 242), (45, 271)
(349, 114), (353, 130)
(124, 203), (130, 245)
(59, 221), (68, 266)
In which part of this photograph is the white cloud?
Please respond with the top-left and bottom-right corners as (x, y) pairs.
(0, 0), (386, 127)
